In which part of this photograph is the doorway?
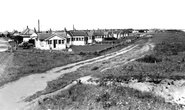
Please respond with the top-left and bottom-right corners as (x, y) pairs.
(53, 40), (57, 48)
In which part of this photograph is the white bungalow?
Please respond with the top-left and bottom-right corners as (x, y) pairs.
(87, 31), (95, 44)
(20, 26), (35, 42)
(35, 33), (67, 50)
(93, 31), (104, 42)
(67, 30), (88, 45)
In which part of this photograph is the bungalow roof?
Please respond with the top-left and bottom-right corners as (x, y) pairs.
(103, 31), (109, 35)
(52, 31), (66, 37)
(45, 33), (67, 40)
(87, 31), (94, 36)
(3, 31), (9, 35)
(93, 31), (104, 36)
(21, 28), (34, 35)
(37, 33), (52, 40)
(69, 31), (88, 36)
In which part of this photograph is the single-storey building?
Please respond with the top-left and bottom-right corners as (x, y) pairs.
(103, 31), (112, 38)
(35, 33), (67, 50)
(20, 26), (35, 42)
(67, 30), (88, 45)
(87, 31), (95, 44)
(93, 31), (104, 42)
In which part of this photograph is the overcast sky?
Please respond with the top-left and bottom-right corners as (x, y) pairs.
(0, 0), (184, 32)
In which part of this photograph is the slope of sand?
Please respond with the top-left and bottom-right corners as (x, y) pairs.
(0, 38), (9, 52)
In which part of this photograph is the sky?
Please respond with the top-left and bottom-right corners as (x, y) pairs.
(0, 0), (185, 32)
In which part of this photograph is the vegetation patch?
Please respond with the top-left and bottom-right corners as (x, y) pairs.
(91, 66), (99, 71)
(136, 55), (162, 63)
(36, 84), (180, 110)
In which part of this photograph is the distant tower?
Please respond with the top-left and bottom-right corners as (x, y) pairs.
(73, 24), (76, 31)
(38, 20), (40, 33)
(64, 27), (67, 32)
(49, 28), (52, 33)
(34, 27), (37, 33)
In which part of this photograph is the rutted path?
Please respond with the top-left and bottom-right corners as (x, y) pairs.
(22, 42), (154, 110)
(77, 76), (185, 109)
(0, 38), (9, 52)
(0, 43), (146, 110)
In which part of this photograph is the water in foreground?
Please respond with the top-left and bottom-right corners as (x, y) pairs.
(0, 44), (137, 110)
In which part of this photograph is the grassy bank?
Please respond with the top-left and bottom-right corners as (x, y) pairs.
(24, 38), (150, 102)
(29, 31), (185, 110)
(35, 84), (180, 110)
(0, 38), (137, 87)
(0, 50), (93, 87)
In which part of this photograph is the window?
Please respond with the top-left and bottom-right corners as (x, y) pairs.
(82, 38), (84, 41)
(76, 38), (78, 41)
(48, 40), (52, 44)
(62, 40), (65, 44)
(59, 40), (61, 44)
(79, 38), (81, 41)
(67, 38), (70, 43)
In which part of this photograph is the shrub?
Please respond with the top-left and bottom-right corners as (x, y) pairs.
(136, 55), (162, 63)
(91, 66), (99, 71)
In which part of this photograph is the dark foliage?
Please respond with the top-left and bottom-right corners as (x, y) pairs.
(91, 66), (99, 71)
(136, 55), (162, 63)
(95, 92), (117, 109)
(104, 37), (117, 40)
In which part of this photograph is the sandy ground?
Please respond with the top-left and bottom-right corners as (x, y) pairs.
(0, 53), (13, 82)
(0, 38), (9, 52)
(24, 39), (185, 110)
(1, 38), (171, 110)
(21, 41), (154, 110)
(0, 38), (13, 84)
(0, 38), (14, 86)
(0, 43), (140, 110)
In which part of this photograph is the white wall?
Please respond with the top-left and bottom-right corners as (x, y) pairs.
(49, 36), (66, 50)
(35, 36), (67, 50)
(95, 36), (103, 42)
(23, 38), (30, 42)
(88, 36), (93, 44)
(71, 36), (86, 45)
(35, 40), (50, 50)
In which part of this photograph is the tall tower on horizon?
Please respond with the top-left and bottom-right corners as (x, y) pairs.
(38, 20), (40, 33)
(73, 24), (76, 31)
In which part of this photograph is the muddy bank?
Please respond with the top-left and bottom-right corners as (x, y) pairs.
(23, 75), (185, 110)
(89, 76), (185, 107)
(0, 38), (9, 52)
(0, 44), (139, 110)
(75, 76), (185, 108)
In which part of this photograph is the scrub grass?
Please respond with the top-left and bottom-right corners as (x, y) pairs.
(35, 84), (180, 110)
(33, 31), (185, 109)
(0, 37), (135, 87)
(0, 50), (93, 87)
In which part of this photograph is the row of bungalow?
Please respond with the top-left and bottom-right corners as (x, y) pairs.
(11, 26), (149, 50)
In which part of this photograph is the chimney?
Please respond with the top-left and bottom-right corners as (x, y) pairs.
(64, 27), (67, 32)
(34, 27), (37, 33)
(38, 20), (40, 33)
(73, 24), (76, 31)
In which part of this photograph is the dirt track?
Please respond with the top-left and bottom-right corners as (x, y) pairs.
(0, 42), (146, 110)
(0, 53), (13, 84)
(22, 41), (154, 110)
(0, 38), (9, 52)
(0, 38), (12, 81)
